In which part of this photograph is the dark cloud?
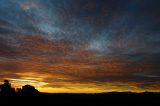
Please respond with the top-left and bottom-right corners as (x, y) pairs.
(0, 37), (20, 58)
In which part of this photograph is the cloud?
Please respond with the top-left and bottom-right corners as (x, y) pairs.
(0, 37), (20, 58)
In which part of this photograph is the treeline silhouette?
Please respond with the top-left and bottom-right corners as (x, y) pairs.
(0, 80), (39, 96)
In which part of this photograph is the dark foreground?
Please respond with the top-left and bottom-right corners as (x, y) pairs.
(0, 92), (160, 105)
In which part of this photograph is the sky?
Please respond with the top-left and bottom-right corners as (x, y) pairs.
(0, 0), (160, 93)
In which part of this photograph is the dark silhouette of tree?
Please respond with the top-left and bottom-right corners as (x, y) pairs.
(21, 85), (39, 95)
(0, 80), (15, 95)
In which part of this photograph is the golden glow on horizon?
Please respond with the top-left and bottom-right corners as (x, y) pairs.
(10, 78), (48, 87)
(1, 77), (159, 93)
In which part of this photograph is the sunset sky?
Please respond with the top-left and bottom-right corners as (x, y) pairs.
(0, 0), (160, 93)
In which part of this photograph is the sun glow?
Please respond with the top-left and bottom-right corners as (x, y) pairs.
(9, 78), (48, 88)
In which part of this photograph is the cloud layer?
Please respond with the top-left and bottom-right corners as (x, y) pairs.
(0, 0), (160, 93)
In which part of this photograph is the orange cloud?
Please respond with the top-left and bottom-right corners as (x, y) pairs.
(0, 35), (159, 93)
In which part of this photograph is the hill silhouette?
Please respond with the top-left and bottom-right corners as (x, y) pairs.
(0, 80), (159, 105)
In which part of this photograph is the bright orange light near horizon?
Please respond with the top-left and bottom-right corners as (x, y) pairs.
(10, 78), (48, 88)
(0, 77), (157, 93)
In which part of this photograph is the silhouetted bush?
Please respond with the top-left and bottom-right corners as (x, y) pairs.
(21, 85), (39, 95)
